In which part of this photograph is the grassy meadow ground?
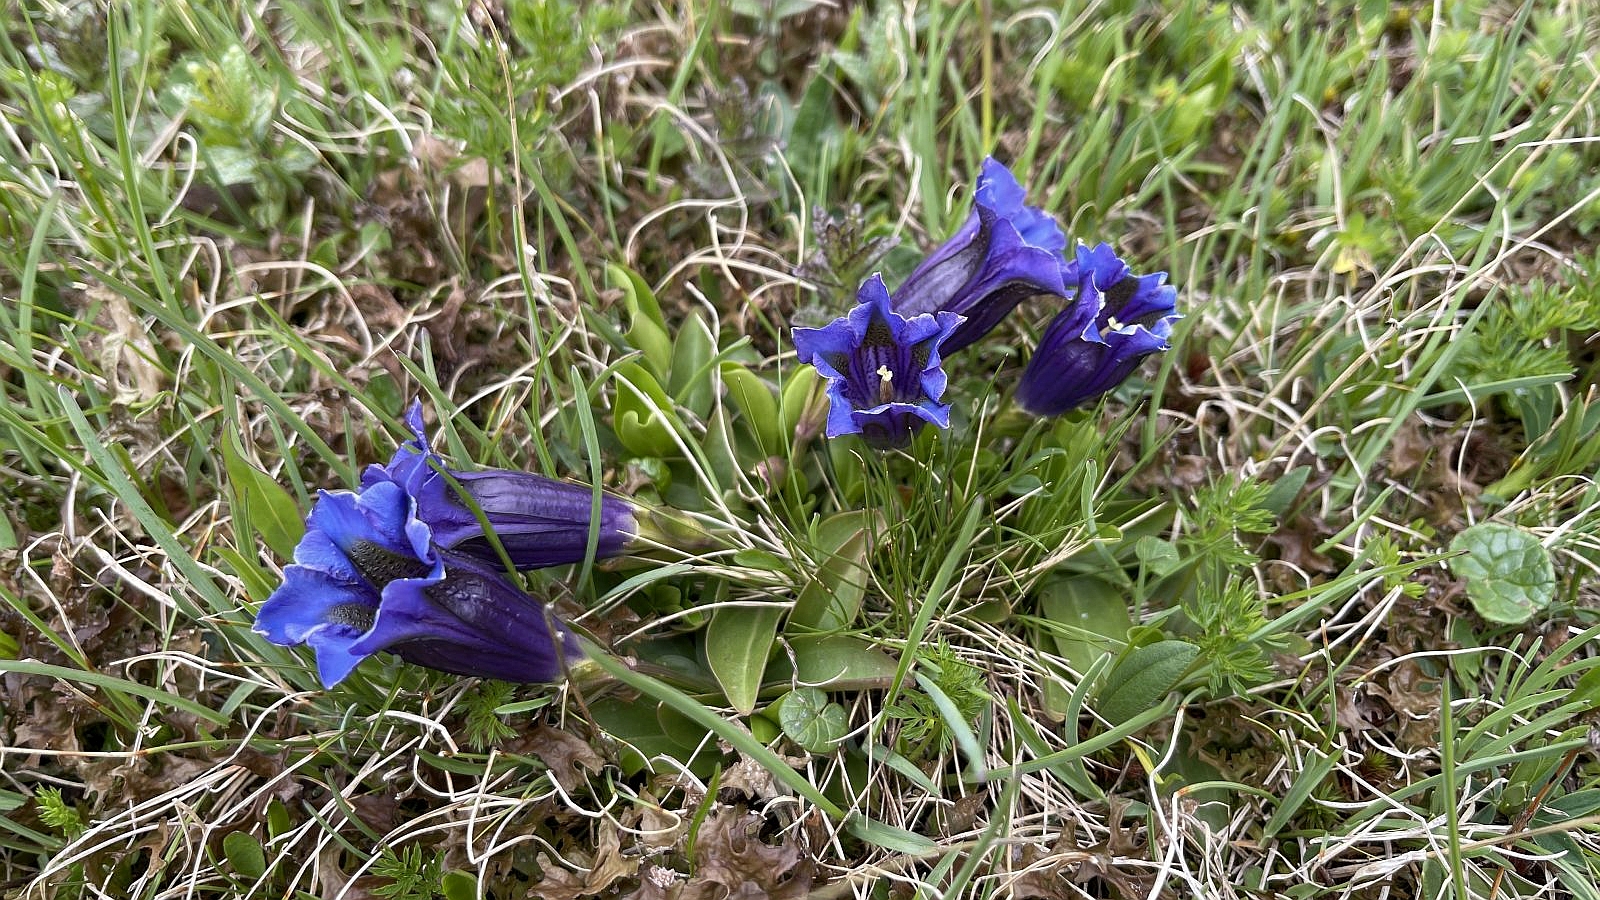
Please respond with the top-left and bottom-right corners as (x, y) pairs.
(3, 0), (1600, 897)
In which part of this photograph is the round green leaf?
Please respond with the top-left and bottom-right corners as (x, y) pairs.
(1449, 523), (1555, 625)
(777, 687), (847, 753)
(222, 831), (266, 880)
(441, 870), (479, 900)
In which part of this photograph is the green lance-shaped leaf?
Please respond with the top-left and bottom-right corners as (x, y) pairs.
(765, 634), (898, 691)
(608, 264), (672, 376)
(222, 831), (267, 880)
(613, 362), (680, 458)
(720, 362), (782, 453)
(707, 605), (785, 714)
(1038, 574), (1132, 674)
(221, 433), (303, 560)
(780, 365), (820, 439)
(441, 871), (479, 900)
(790, 510), (879, 630)
(1132, 536), (1183, 579)
(669, 310), (717, 417)
(1095, 640), (1199, 726)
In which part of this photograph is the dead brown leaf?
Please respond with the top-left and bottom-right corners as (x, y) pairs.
(422, 283), (473, 368)
(1262, 514), (1335, 576)
(583, 819), (637, 895)
(939, 792), (987, 837)
(1009, 832), (1089, 899)
(412, 134), (460, 172)
(1388, 418), (1434, 476)
(70, 753), (216, 806)
(318, 844), (358, 899)
(1129, 450), (1212, 496)
(621, 791), (682, 850)
(681, 807), (815, 900)
(83, 283), (166, 405)
(622, 865), (680, 900)
(527, 854), (593, 900)
(348, 283), (408, 331)
(1050, 799), (1168, 900)
(1368, 659), (1441, 748)
(717, 755), (785, 803)
(1009, 817), (1166, 900)
(527, 725), (605, 794)
(9, 684), (84, 758)
(1334, 685), (1381, 734)
(350, 792), (403, 834)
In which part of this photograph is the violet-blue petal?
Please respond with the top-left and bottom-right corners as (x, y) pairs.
(972, 157), (1066, 253)
(891, 157), (1070, 354)
(850, 400), (951, 449)
(441, 471), (637, 567)
(254, 485), (447, 687)
(794, 275), (961, 449)
(306, 483), (436, 572)
(306, 623), (377, 688)
(253, 565), (373, 648)
(1016, 243), (1181, 416)
(254, 480), (578, 686)
(360, 408), (637, 570)
(350, 552), (580, 683)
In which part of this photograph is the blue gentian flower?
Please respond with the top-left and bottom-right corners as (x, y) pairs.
(253, 483), (579, 687)
(793, 275), (963, 449)
(891, 157), (1072, 354)
(361, 403), (636, 569)
(1015, 243), (1181, 416)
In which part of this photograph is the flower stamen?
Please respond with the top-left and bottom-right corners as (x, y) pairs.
(876, 364), (895, 404)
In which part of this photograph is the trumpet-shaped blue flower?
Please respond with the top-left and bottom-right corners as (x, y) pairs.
(793, 275), (963, 449)
(891, 157), (1071, 354)
(253, 483), (579, 687)
(1016, 243), (1181, 416)
(361, 403), (636, 569)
